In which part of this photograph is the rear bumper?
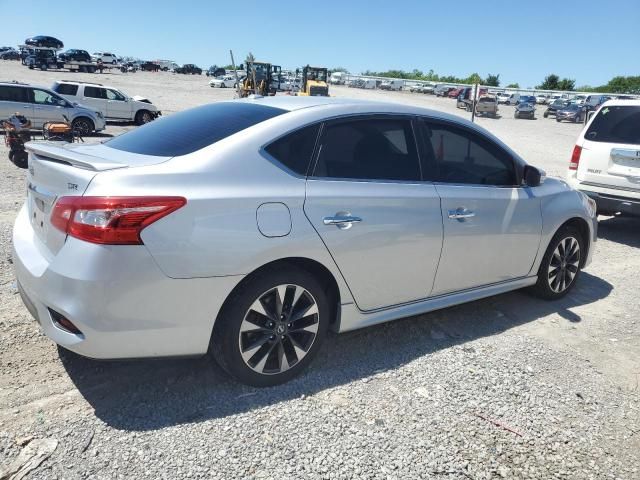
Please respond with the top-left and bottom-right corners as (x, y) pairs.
(581, 189), (640, 216)
(12, 205), (243, 359)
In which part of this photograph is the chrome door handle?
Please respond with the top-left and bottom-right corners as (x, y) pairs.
(323, 215), (362, 229)
(448, 208), (475, 220)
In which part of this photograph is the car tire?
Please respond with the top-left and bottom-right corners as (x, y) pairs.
(135, 110), (153, 125)
(530, 225), (585, 300)
(543, 112), (548, 118)
(514, 112), (518, 119)
(71, 117), (94, 136)
(556, 118), (561, 122)
(210, 265), (330, 387)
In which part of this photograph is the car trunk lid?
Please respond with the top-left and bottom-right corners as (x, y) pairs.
(24, 141), (171, 257)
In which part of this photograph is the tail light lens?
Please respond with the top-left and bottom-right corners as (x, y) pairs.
(569, 145), (582, 170)
(51, 196), (186, 245)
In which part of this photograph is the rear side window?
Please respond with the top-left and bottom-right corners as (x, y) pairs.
(107, 102), (286, 156)
(585, 106), (640, 145)
(55, 83), (78, 96)
(265, 124), (320, 176)
(313, 118), (421, 181)
(0, 86), (28, 102)
(84, 86), (106, 99)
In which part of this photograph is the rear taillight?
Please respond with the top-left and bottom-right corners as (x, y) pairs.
(569, 145), (582, 170)
(51, 196), (186, 245)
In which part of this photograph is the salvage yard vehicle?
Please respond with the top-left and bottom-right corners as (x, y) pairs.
(206, 66), (226, 77)
(25, 36), (63, 49)
(92, 52), (118, 64)
(298, 65), (329, 96)
(175, 63), (202, 75)
(515, 101), (536, 119)
(434, 84), (454, 97)
(567, 100), (640, 217)
(475, 95), (499, 117)
(240, 61), (281, 96)
(543, 98), (569, 118)
(58, 49), (91, 63)
(379, 79), (403, 91)
(209, 75), (238, 88)
(497, 92), (511, 104)
(52, 80), (161, 125)
(0, 81), (105, 134)
(12, 96), (597, 387)
(556, 103), (586, 123)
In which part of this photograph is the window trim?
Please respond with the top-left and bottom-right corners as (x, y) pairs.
(308, 113), (425, 184)
(416, 116), (524, 188)
(259, 121), (323, 179)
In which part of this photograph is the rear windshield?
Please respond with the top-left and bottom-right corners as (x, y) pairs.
(585, 106), (640, 145)
(106, 102), (286, 156)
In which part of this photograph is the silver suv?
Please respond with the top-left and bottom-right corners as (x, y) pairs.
(0, 81), (105, 134)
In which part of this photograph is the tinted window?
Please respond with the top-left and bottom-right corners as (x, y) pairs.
(585, 106), (640, 145)
(422, 121), (516, 186)
(84, 86), (106, 99)
(55, 83), (78, 96)
(0, 86), (28, 102)
(107, 102), (286, 156)
(265, 124), (319, 175)
(313, 118), (421, 181)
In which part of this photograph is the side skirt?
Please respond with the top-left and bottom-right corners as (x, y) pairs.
(337, 276), (538, 333)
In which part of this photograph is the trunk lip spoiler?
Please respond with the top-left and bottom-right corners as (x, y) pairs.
(26, 141), (129, 172)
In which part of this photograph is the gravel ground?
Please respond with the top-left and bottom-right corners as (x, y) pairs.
(0, 60), (639, 480)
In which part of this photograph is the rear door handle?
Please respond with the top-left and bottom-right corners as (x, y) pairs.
(323, 214), (362, 229)
(448, 208), (475, 220)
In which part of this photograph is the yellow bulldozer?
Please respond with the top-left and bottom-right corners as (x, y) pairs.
(297, 65), (329, 96)
(239, 61), (282, 97)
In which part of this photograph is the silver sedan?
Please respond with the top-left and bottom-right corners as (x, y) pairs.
(13, 96), (597, 386)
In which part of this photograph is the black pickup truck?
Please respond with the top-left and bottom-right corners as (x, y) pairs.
(175, 64), (202, 75)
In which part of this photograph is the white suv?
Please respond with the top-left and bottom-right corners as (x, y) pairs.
(567, 100), (640, 217)
(92, 52), (118, 64)
(52, 81), (161, 125)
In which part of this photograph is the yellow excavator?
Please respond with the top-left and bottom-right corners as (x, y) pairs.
(239, 61), (282, 97)
(297, 65), (329, 96)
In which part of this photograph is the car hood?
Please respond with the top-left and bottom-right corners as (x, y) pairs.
(131, 95), (155, 106)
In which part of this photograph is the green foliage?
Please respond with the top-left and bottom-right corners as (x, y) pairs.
(506, 83), (519, 88)
(536, 74), (575, 91)
(598, 76), (640, 94)
(485, 74), (500, 87)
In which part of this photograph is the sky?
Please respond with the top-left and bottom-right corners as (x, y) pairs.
(0, 0), (638, 88)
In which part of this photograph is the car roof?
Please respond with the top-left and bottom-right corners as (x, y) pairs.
(600, 99), (640, 107)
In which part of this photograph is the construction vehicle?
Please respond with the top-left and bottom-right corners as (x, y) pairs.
(298, 65), (329, 96)
(239, 61), (281, 97)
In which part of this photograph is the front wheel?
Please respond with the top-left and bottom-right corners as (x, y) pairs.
(135, 110), (153, 125)
(530, 226), (584, 300)
(72, 117), (94, 136)
(210, 266), (330, 387)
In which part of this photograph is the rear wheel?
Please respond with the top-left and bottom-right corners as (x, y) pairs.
(210, 266), (330, 387)
(530, 225), (584, 300)
(72, 117), (94, 136)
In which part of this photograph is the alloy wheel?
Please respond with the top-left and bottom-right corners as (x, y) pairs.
(238, 284), (319, 375)
(548, 236), (580, 293)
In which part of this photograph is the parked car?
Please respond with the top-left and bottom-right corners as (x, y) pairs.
(543, 99), (569, 118)
(567, 100), (640, 216)
(209, 75), (238, 88)
(421, 84), (435, 94)
(506, 93), (521, 105)
(497, 92), (511, 104)
(206, 66), (226, 77)
(556, 103), (587, 123)
(514, 102), (536, 119)
(24, 49), (58, 70)
(434, 85), (453, 97)
(536, 94), (550, 104)
(52, 80), (161, 125)
(517, 95), (537, 106)
(92, 52), (118, 64)
(379, 80), (403, 91)
(0, 81), (105, 134)
(175, 64), (202, 75)
(475, 95), (499, 117)
(584, 95), (612, 113)
(25, 36), (63, 49)
(0, 50), (20, 60)
(58, 49), (91, 63)
(456, 87), (472, 109)
(12, 97), (596, 386)
(572, 95), (587, 105)
(140, 61), (160, 72)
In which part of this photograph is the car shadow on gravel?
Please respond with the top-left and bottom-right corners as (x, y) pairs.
(60, 272), (611, 431)
(597, 216), (640, 248)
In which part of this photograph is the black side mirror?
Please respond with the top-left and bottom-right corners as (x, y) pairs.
(523, 165), (544, 187)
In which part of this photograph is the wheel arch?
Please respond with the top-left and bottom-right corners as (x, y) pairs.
(213, 257), (342, 336)
(557, 217), (591, 267)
